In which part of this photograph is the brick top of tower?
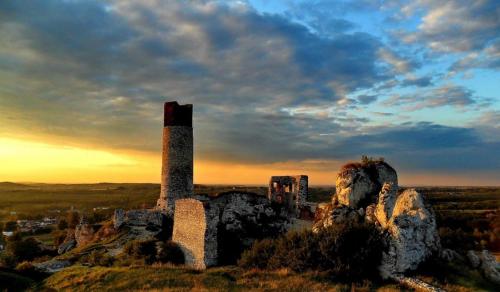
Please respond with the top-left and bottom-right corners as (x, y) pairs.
(164, 101), (192, 127)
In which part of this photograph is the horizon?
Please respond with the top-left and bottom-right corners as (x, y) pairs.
(0, 1), (499, 186)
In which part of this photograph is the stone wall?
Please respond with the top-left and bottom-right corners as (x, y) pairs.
(157, 102), (194, 215)
(172, 199), (218, 269)
(173, 193), (289, 269)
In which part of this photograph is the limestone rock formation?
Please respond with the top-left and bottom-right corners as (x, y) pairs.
(34, 259), (71, 273)
(374, 182), (397, 228)
(57, 230), (76, 254)
(335, 161), (397, 209)
(467, 250), (500, 284)
(315, 160), (441, 279)
(379, 189), (440, 277)
(75, 223), (95, 247)
(312, 204), (363, 232)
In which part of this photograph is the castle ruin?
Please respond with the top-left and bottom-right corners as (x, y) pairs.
(156, 101), (194, 215)
(268, 175), (308, 217)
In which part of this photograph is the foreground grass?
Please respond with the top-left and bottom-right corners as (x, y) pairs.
(42, 265), (402, 291)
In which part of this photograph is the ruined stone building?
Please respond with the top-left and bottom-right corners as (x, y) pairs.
(268, 175), (308, 217)
(156, 102), (194, 215)
(172, 193), (289, 269)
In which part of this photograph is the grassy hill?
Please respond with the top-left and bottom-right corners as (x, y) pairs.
(42, 265), (402, 291)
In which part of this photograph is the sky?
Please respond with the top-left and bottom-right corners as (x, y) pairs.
(0, 0), (499, 186)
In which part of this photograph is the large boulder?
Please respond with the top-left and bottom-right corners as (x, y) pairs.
(312, 204), (363, 232)
(335, 161), (397, 209)
(467, 250), (500, 284)
(379, 189), (440, 278)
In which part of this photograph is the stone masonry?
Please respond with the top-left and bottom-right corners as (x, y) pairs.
(156, 101), (194, 215)
(268, 175), (308, 217)
(172, 199), (219, 269)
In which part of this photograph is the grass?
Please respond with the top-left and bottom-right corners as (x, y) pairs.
(41, 265), (403, 291)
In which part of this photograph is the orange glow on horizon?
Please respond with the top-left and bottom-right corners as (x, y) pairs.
(0, 137), (497, 186)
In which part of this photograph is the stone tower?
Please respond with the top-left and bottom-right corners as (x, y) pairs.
(156, 101), (193, 215)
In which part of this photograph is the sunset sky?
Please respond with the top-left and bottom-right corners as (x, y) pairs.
(0, 0), (498, 185)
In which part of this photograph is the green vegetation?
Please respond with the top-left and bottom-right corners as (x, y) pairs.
(0, 183), (498, 291)
(239, 222), (383, 280)
(41, 265), (402, 291)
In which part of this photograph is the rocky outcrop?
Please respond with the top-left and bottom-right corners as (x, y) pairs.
(57, 230), (76, 254)
(315, 160), (441, 279)
(374, 182), (397, 228)
(467, 250), (500, 284)
(75, 223), (95, 247)
(335, 161), (397, 209)
(34, 259), (72, 273)
(379, 189), (440, 278)
(312, 205), (363, 232)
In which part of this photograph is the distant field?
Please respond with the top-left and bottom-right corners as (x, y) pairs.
(0, 182), (334, 220)
(0, 182), (498, 219)
(0, 182), (498, 253)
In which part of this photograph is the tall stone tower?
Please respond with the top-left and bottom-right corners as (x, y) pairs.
(156, 101), (193, 215)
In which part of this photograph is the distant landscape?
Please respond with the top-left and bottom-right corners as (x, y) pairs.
(0, 182), (498, 291)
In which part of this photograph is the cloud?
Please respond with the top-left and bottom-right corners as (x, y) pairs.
(383, 84), (488, 110)
(0, 0), (497, 182)
(0, 0), (394, 152)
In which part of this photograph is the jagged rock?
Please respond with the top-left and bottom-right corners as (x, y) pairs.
(375, 182), (397, 229)
(57, 238), (76, 254)
(379, 189), (440, 278)
(75, 223), (95, 247)
(34, 260), (72, 273)
(335, 161), (397, 209)
(365, 204), (377, 223)
(467, 250), (481, 268)
(113, 209), (125, 229)
(439, 248), (464, 262)
(57, 230), (76, 254)
(467, 250), (500, 284)
(312, 205), (363, 232)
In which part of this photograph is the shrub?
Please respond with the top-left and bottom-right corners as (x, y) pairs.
(15, 261), (48, 280)
(6, 237), (42, 262)
(124, 239), (158, 264)
(157, 241), (184, 265)
(85, 250), (114, 267)
(239, 222), (383, 279)
(238, 238), (276, 269)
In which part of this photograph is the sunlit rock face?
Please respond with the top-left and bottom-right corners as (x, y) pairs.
(315, 161), (441, 278)
(335, 161), (397, 209)
(379, 189), (440, 278)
